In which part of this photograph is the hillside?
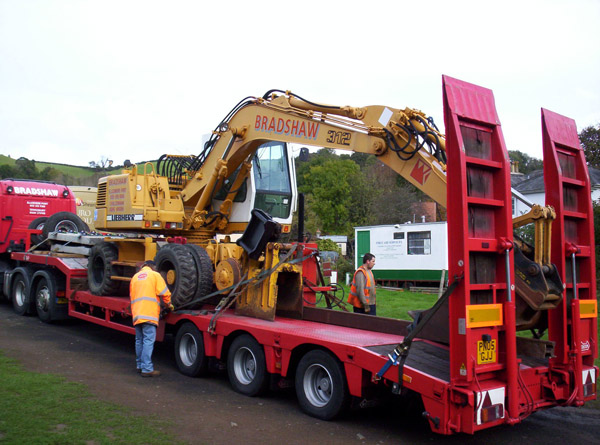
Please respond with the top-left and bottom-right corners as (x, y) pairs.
(0, 155), (156, 186)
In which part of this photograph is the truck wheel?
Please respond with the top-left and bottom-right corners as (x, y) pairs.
(34, 271), (58, 323)
(174, 322), (208, 377)
(88, 242), (122, 296)
(28, 217), (48, 246)
(295, 349), (350, 420)
(185, 244), (214, 302)
(155, 244), (197, 306)
(42, 211), (89, 238)
(11, 267), (34, 316)
(227, 334), (268, 396)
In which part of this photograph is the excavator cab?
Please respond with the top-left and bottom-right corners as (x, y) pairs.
(212, 141), (297, 231)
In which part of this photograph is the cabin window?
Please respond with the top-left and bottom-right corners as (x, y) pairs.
(408, 231), (431, 255)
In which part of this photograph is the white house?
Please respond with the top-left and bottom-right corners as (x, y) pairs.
(511, 167), (600, 216)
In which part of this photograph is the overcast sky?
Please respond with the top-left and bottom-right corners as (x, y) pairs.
(1, 0), (599, 167)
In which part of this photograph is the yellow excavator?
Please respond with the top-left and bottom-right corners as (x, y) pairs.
(87, 90), (561, 331)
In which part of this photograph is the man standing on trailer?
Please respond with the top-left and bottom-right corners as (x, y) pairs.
(130, 260), (173, 377)
(348, 253), (377, 315)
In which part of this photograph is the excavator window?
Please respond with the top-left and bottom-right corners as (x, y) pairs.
(252, 142), (293, 219)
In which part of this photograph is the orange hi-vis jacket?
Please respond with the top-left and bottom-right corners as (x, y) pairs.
(130, 266), (172, 326)
(348, 265), (375, 308)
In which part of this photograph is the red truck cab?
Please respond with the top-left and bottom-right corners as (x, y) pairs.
(0, 179), (76, 254)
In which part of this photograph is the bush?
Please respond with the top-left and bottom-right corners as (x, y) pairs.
(335, 256), (354, 279)
(316, 238), (341, 254)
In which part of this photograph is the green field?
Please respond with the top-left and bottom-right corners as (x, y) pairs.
(318, 283), (438, 320)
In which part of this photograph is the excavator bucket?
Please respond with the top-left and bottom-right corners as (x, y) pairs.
(234, 210), (304, 321)
(235, 243), (304, 321)
(513, 242), (563, 330)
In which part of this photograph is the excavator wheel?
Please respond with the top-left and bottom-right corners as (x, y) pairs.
(215, 258), (242, 292)
(155, 244), (197, 307)
(184, 244), (215, 305)
(87, 242), (123, 296)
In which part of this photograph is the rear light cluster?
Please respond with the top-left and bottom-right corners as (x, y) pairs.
(475, 387), (505, 425)
(480, 403), (504, 423)
(583, 369), (596, 398)
(583, 381), (596, 398)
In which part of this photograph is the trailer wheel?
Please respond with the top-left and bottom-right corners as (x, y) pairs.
(34, 271), (58, 323)
(11, 267), (34, 316)
(28, 217), (48, 246)
(295, 349), (350, 420)
(174, 322), (208, 377)
(185, 244), (214, 303)
(42, 211), (89, 238)
(155, 244), (197, 306)
(227, 334), (268, 396)
(88, 242), (123, 296)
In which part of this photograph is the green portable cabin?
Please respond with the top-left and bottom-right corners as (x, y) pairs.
(354, 222), (448, 287)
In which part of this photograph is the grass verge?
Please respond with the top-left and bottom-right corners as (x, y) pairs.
(317, 283), (437, 319)
(0, 352), (181, 445)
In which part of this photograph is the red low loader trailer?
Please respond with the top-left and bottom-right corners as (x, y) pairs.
(5, 77), (597, 435)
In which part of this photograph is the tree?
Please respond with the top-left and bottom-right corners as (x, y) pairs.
(38, 166), (61, 181)
(89, 156), (113, 170)
(508, 150), (543, 175)
(0, 165), (16, 179)
(362, 162), (422, 225)
(300, 158), (360, 234)
(15, 157), (38, 179)
(579, 124), (600, 167)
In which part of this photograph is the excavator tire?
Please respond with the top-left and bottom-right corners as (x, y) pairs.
(184, 244), (214, 305)
(155, 244), (197, 307)
(87, 242), (123, 296)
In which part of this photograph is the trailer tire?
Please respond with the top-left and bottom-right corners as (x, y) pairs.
(185, 244), (214, 303)
(33, 271), (58, 323)
(227, 334), (268, 396)
(174, 322), (208, 377)
(11, 267), (34, 316)
(88, 242), (123, 296)
(42, 211), (89, 238)
(28, 217), (48, 246)
(295, 349), (350, 420)
(155, 244), (197, 306)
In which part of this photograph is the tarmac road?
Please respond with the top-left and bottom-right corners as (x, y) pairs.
(1, 302), (599, 445)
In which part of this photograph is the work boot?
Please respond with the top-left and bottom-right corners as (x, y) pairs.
(141, 370), (161, 377)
